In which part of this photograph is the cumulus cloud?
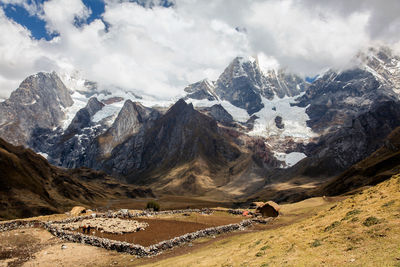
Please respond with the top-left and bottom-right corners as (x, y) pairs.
(0, 0), (399, 99)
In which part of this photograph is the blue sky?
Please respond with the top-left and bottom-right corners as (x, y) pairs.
(0, 0), (175, 40)
(0, 0), (105, 40)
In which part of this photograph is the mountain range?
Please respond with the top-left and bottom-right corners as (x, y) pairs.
(1, 46), (400, 206)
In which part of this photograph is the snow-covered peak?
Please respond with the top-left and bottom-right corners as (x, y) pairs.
(58, 71), (96, 93)
(357, 46), (400, 93)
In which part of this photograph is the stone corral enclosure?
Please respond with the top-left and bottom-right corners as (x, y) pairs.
(0, 209), (262, 257)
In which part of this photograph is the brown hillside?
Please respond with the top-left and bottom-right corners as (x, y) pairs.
(0, 138), (153, 220)
(319, 126), (400, 196)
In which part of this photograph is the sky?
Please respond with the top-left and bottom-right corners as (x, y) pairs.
(0, 0), (399, 99)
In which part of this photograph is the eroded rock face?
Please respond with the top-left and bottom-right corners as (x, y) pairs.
(0, 72), (73, 145)
(98, 100), (160, 156)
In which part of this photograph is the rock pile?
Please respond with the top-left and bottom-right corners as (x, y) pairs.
(57, 218), (148, 234)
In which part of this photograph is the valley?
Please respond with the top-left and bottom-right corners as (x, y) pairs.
(1, 32), (400, 266)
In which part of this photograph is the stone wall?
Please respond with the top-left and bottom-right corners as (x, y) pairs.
(0, 220), (44, 232)
(44, 219), (253, 257)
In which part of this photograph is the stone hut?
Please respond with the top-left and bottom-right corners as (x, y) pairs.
(256, 201), (280, 217)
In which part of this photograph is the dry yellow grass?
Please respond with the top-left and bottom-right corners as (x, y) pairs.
(3, 175), (400, 267)
(142, 174), (400, 267)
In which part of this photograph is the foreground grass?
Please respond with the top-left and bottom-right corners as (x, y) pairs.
(144, 175), (400, 267)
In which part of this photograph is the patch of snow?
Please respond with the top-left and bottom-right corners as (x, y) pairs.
(37, 152), (48, 159)
(274, 151), (307, 168)
(61, 91), (89, 130)
(249, 94), (316, 139)
(23, 99), (37, 105)
(364, 65), (385, 81)
(139, 98), (175, 109)
(59, 72), (89, 92)
(186, 98), (250, 122)
(92, 102), (125, 124)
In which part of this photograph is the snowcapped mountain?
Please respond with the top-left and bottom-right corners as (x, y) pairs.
(2, 46), (400, 201)
(0, 72), (73, 145)
(184, 56), (313, 168)
(185, 56), (307, 115)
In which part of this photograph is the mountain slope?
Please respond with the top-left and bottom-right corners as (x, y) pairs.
(319, 126), (400, 196)
(103, 99), (243, 195)
(0, 138), (153, 220)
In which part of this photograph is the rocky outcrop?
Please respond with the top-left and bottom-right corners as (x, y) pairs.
(97, 100), (160, 156)
(0, 72), (73, 145)
(200, 104), (234, 125)
(184, 79), (218, 101)
(30, 97), (108, 169)
(64, 97), (104, 136)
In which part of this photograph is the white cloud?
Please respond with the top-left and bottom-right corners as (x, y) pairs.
(245, 0), (371, 74)
(0, 0), (399, 99)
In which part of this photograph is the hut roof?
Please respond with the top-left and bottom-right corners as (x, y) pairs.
(264, 201), (280, 211)
(250, 202), (265, 208)
(256, 201), (280, 213)
(70, 206), (87, 217)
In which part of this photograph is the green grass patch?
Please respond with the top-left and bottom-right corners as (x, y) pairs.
(350, 217), (359, 222)
(363, 216), (382, 227)
(342, 209), (362, 221)
(324, 221), (341, 232)
(310, 239), (322, 247)
(382, 200), (395, 207)
(260, 245), (270, 251)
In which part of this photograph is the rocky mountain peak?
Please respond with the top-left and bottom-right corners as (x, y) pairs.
(357, 46), (400, 93)
(86, 97), (105, 117)
(9, 71), (73, 108)
(0, 71), (73, 145)
(166, 98), (195, 116)
(184, 79), (217, 101)
(97, 99), (161, 156)
(65, 97), (104, 135)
